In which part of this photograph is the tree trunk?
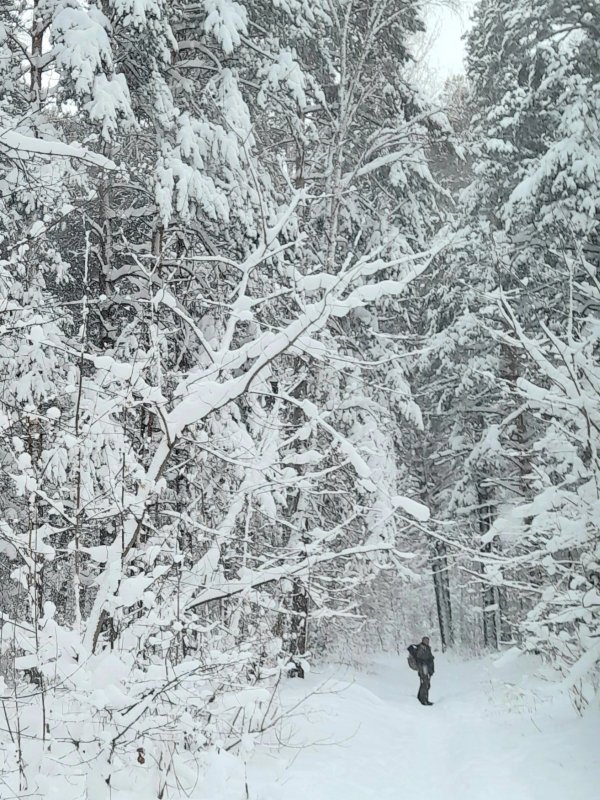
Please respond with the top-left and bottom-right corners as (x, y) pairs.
(432, 540), (454, 650)
(478, 491), (499, 650)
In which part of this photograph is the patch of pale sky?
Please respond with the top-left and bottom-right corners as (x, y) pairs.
(414, 0), (477, 94)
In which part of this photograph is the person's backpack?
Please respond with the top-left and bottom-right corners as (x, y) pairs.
(407, 645), (418, 671)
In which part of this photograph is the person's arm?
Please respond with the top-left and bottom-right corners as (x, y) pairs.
(429, 655), (435, 675)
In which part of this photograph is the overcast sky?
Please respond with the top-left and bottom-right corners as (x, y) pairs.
(422, 1), (477, 82)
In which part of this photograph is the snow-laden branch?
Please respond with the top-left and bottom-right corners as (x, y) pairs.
(185, 543), (395, 611)
(0, 129), (116, 169)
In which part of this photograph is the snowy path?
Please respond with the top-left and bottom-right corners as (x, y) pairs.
(246, 655), (600, 800)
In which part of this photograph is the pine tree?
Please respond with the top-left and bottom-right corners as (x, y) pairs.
(419, 0), (600, 694)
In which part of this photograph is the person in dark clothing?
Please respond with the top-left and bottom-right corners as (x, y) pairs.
(407, 636), (435, 705)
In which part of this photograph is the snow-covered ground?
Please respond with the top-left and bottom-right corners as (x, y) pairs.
(204, 653), (600, 800)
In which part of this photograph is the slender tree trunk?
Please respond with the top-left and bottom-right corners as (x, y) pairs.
(478, 489), (499, 649)
(290, 578), (309, 657)
(30, 2), (43, 102)
(432, 540), (454, 650)
(419, 445), (454, 650)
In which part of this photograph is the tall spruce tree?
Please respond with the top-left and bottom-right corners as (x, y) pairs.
(415, 0), (600, 696)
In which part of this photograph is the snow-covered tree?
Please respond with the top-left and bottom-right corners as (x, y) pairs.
(0, 1), (451, 795)
(412, 0), (600, 694)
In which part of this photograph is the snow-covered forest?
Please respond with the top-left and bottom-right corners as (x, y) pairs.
(0, 1), (598, 798)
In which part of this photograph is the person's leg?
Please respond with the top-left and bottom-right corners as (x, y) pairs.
(420, 675), (433, 706)
(417, 673), (426, 704)
(423, 675), (432, 704)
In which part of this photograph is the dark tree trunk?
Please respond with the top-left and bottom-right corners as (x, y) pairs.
(417, 444), (455, 651)
(432, 540), (454, 651)
(290, 578), (309, 657)
(281, 378), (311, 668)
(478, 489), (499, 649)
